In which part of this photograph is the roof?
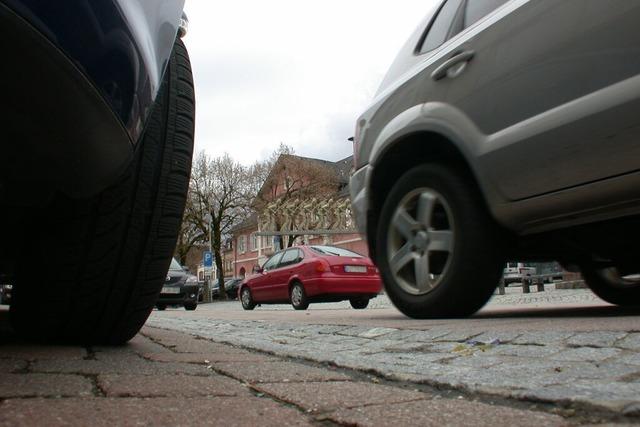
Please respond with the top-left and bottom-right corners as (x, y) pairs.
(332, 155), (353, 185)
(231, 212), (258, 233)
(255, 154), (354, 202)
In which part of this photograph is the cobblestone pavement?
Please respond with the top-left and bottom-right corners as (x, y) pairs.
(0, 322), (576, 426)
(147, 287), (640, 421)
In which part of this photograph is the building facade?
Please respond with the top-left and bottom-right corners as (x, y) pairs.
(230, 154), (368, 278)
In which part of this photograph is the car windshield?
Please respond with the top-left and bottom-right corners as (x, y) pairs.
(169, 258), (183, 271)
(310, 246), (363, 258)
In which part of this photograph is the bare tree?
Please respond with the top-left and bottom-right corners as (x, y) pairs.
(186, 152), (251, 300)
(174, 187), (207, 266)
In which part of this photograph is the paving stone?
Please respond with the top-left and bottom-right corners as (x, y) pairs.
(254, 381), (427, 412)
(31, 357), (210, 376)
(446, 355), (505, 369)
(365, 352), (449, 368)
(327, 397), (567, 427)
(0, 345), (86, 360)
(358, 327), (398, 338)
(489, 344), (562, 358)
(618, 353), (640, 366)
(512, 332), (576, 345)
(566, 332), (628, 348)
(433, 331), (484, 343)
(0, 397), (313, 427)
(93, 334), (171, 356)
(142, 351), (271, 364)
(548, 348), (622, 363)
(617, 333), (640, 350)
(141, 327), (237, 353)
(98, 374), (251, 397)
(0, 374), (93, 398)
(213, 360), (350, 384)
(471, 331), (523, 344)
(407, 329), (453, 342)
(515, 381), (640, 412)
(552, 362), (639, 382)
(336, 326), (385, 337)
(376, 341), (430, 352)
(421, 342), (463, 353)
(384, 330), (435, 341)
(0, 359), (27, 373)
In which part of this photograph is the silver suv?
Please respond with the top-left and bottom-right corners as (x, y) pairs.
(350, 0), (640, 318)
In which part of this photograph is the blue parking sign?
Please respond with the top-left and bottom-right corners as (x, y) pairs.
(203, 251), (213, 267)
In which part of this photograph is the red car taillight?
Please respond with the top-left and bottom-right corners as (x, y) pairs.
(314, 260), (330, 273)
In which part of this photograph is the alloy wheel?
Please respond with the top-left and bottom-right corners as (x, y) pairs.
(386, 188), (454, 295)
(291, 285), (303, 306)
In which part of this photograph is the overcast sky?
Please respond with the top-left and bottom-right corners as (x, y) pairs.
(183, 1), (435, 165)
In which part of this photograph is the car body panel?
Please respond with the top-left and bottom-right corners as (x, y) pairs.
(157, 259), (198, 306)
(1, 0), (184, 143)
(240, 246), (382, 306)
(351, 0), (640, 236)
(0, 0), (185, 203)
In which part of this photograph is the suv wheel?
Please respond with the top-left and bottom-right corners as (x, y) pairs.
(376, 164), (505, 318)
(580, 262), (640, 306)
(9, 38), (195, 343)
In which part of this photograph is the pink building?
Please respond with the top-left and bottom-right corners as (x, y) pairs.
(230, 154), (369, 279)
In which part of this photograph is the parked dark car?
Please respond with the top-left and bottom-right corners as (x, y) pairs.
(224, 278), (243, 299)
(156, 258), (199, 311)
(211, 278), (249, 299)
(350, 0), (640, 318)
(0, 283), (12, 305)
(239, 246), (382, 310)
(0, 1), (195, 343)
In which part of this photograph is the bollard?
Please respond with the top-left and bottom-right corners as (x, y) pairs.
(536, 278), (545, 292)
(498, 278), (505, 295)
(522, 278), (531, 293)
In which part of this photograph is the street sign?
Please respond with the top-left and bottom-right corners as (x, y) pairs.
(203, 251), (213, 268)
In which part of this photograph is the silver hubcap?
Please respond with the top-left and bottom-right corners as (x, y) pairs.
(291, 286), (303, 306)
(387, 188), (454, 295)
(241, 289), (251, 306)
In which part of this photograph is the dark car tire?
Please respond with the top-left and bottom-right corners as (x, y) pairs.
(579, 262), (640, 306)
(240, 287), (256, 310)
(156, 304), (167, 311)
(184, 302), (197, 311)
(349, 297), (369, 309)
(9, 38), (195, 344)
(376, 164), (505, 319)
(290, 282), (309, 310)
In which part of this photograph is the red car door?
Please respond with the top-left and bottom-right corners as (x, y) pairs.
(271, 249), (302, 301)
(251, 252), (283, 302)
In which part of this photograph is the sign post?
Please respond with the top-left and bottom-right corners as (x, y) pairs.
(203, 251), (213, 268)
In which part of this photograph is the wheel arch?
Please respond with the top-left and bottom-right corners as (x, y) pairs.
(367, 131), (491, 262)
(288, 277), (303, 295)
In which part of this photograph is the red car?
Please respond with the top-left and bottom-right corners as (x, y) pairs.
(239, 245), (382, 310)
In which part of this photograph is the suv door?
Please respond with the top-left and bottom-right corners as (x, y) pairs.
(442, 0), (640, 201)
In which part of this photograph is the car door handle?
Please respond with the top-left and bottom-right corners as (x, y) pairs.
(431, 50), (475, 81)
